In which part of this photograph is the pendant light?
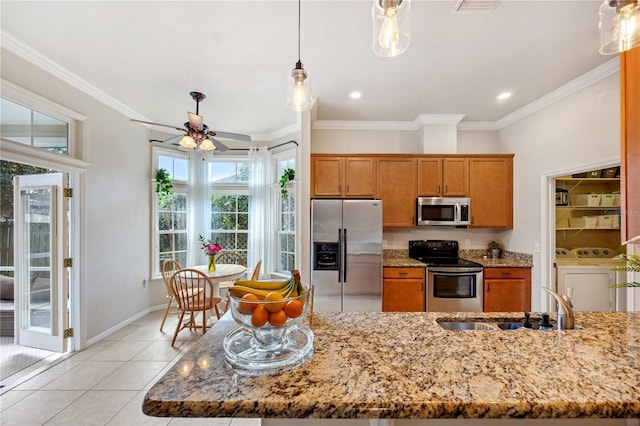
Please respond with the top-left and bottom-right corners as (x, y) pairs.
(372, 0), (411, 57)
(599, 0), (640, 55)
(287, 0), (312, 111)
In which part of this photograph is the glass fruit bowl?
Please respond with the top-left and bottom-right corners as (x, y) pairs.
(223, 281), (314, 374)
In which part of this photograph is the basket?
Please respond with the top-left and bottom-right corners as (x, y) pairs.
(587, 193), (602, 207)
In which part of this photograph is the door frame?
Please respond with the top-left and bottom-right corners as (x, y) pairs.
(1, 140), (89, 351)
(541, 158), (621, 313)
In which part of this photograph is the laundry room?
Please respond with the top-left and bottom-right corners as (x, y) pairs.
(554, 166), (626, 312)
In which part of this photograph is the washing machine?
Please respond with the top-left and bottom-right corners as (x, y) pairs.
(555, 247), (627, 311)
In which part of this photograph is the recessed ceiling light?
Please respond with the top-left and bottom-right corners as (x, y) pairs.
(348, 90), (363, 100)
(497, 92), (512, 100)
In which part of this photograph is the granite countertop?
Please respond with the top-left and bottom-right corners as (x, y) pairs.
(143, 311), (640, 419)
(383, 257), (426, 267)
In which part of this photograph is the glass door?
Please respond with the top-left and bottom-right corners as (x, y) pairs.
(14, 172), (68, 352)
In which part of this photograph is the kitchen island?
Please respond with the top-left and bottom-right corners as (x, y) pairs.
(143, 311), (640, 420)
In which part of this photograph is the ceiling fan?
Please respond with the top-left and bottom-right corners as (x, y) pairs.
(131, 91), (251, 152)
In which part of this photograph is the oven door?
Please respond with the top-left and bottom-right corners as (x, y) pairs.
(427, 267), (483, 312)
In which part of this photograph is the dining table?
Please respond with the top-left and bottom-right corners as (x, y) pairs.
(190, 263), (247, 297)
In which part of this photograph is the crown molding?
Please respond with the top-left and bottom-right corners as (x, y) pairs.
(313, 120), (418, 131)
(415, 114), (466, 125)
(494, 57), (619, 129)
(2, 30), (151, 123)
(457, 121), (499, 131)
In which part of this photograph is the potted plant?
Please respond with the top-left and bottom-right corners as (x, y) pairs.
(611, 253), (640, 288)
(279, 168), (295, 198)
(487, 241), (503, 259)
(155, 167), (173, 204)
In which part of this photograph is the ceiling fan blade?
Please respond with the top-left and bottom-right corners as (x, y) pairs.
(207, 130), (251, 142)
(207, 136), (230, 152)
(162, 134), (184, 145)
(131, 118), (185, 132)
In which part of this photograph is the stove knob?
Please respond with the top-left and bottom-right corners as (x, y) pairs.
(593, 249), (599, 256)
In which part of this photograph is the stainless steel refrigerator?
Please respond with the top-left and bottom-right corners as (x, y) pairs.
(311, 199), (383, 312)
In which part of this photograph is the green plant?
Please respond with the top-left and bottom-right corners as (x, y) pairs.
(279, 168), (295, 198)
(155, 167), (173, 203)
(610, 254), (640, 288)
(488, 241), (503, 250)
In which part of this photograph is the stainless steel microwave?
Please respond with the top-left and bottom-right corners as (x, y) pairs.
(416, 197), (471, 226)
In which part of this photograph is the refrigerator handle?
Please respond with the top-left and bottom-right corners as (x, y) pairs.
(338, 228), (343, 283)
(343, 228), (347, 283)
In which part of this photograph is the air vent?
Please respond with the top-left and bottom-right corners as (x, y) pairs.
(453, 0), (499, 14)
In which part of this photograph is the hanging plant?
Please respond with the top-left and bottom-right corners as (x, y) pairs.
(155, 167), (173, 204)
(279, 168), (295, 198)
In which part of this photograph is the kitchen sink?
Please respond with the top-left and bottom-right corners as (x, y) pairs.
(437, 316), (565, 331)
(438, 321), (500, 331)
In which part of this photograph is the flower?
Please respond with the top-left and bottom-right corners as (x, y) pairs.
(610, 254), (640, 288)
(198, 234), (222, 257)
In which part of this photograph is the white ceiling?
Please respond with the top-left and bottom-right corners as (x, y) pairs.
(0, 1), (615, 140)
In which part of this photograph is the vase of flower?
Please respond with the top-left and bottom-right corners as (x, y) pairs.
(199, 234), (223, 272)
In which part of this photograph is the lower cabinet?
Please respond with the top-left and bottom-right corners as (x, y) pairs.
(483, 267), (531, 312)
(382, 267), (425, 312)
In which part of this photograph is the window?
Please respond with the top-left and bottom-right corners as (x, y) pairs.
(0, 98), (69, 154)
(276, 155), (296, 273)
(209, 159), (250, 264)
(152, 150), (190, 277)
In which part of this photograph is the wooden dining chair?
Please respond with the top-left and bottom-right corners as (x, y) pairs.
(215, 252), (246, 313)
(160, 259), (181, 332)
(169, 268), (222, 346)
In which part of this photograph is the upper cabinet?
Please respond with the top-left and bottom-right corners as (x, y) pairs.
(621, 47), (640, 242)
(468, 156), (514, 229)
(311, 155), (376, 198)
(417, 158), (468, 197)
(310, 154), (514, 230)
(376, 157), (417, 228)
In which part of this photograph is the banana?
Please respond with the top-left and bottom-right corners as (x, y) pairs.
(234, 278), (290, 291)
(229, 276), (296, 299)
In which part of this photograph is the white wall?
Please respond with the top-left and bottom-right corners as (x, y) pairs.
(498, 73), (620, 310)
(1, 49), (155, 343)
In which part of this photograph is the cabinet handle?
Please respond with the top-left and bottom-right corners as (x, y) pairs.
(501, 272), (510, 276)
(346, 185), (349, 192)
(487, 283), (490, 292)
(399, 271), (408, 276)
(437, 185), (441, 193)
(445, 184), (448, 194)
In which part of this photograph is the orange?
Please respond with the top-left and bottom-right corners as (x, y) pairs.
(264, 292), (286, 313)
(268, 309), (287, 327)
(238, 293), (259, 315)
(284, 299), (304, 318)
(251, 305), (269, 327)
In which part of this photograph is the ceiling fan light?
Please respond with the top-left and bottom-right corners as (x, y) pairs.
(372, 0), (411, 57)
(599, 0), (640, 54)
(199, 139), (216, 151)
(287, 62), (312, 111)
(179, 135), (197, 149)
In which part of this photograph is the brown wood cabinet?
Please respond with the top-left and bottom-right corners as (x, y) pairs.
(311, 155), (376, 198)
(376, 158), (417, 228)
(383, 267), (425, 312)
(468, 156), (514, 229)
(483, 267), (531, 312)
(621, 46), (640, 242)
(417, 158), (468, 197)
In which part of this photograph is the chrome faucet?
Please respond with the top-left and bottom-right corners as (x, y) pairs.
(544, 288), (574, 330)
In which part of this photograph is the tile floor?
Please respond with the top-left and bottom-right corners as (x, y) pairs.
(0, 309), (261, 425)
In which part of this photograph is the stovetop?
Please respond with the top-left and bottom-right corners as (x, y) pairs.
(408, 239), (482, 268)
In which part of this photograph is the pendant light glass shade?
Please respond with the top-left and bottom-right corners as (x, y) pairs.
(599, 0), (640, 54)
(287, 61), (312, 111)
(287, 0), (312, 111)
(372, 0), (411, 57)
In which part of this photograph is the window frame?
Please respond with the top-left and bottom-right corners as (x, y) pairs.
(151, 147), (193, 278)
